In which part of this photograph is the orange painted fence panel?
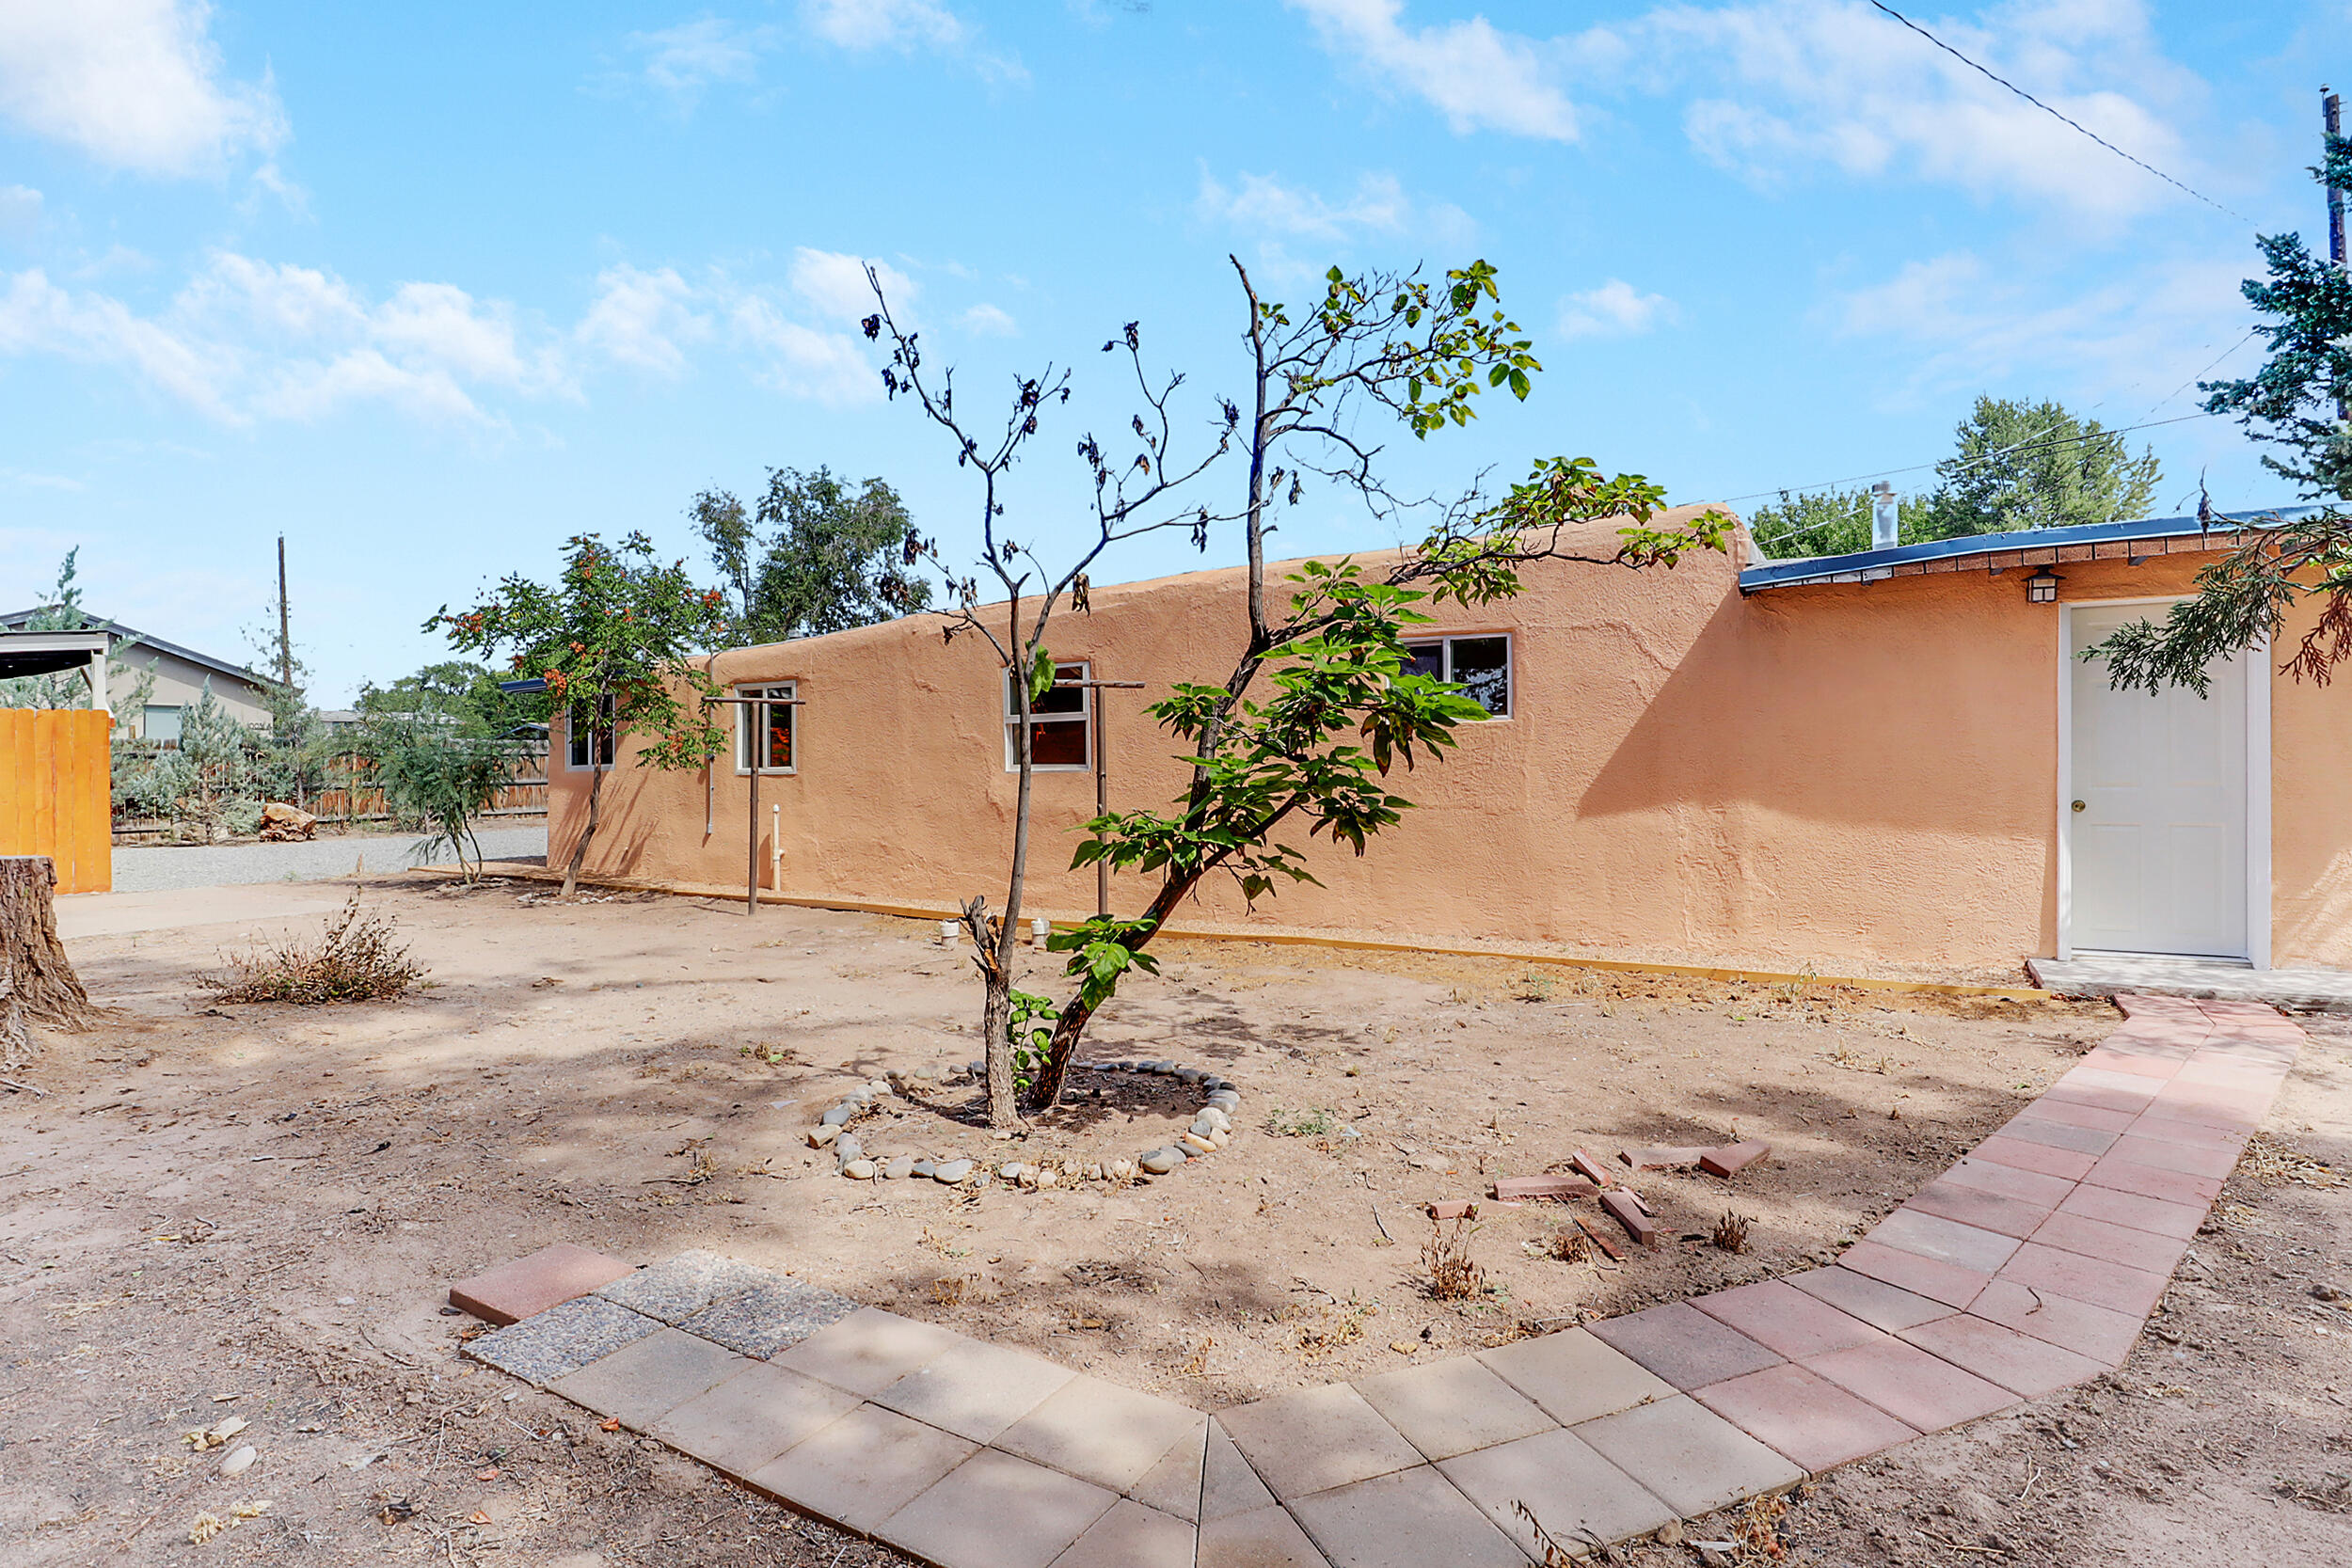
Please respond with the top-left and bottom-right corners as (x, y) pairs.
(0, 709), (113, 894)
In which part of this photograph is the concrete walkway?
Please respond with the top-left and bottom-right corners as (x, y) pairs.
(2028, 951), (2352, 1012)
(456, 993), (2302, 1568)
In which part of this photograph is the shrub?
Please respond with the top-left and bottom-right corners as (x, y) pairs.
(205, 891), (425, 1004)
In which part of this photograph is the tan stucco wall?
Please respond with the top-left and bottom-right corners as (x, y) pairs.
(112, 646), (271, 730)
(548, 512), (2352, 976)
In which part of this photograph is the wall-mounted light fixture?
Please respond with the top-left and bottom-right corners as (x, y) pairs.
(2026, 569), (2061, 604)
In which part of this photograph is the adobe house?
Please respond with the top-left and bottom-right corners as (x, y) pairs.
(547, 507), (2352, 979)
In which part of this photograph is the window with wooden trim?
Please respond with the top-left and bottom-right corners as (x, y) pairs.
(735, 682), (797, 773)
(1004, 660), (1090, 771)
(564, 695), (617, 768)
(1403, 634), (1512, 718)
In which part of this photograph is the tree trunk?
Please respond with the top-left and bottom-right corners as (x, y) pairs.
(560, 760), (606, 898)
(0, 856), (96, 1069)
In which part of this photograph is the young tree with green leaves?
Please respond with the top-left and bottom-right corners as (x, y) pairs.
(689, 467), (931, 645)
(430, 532), (730, 896)
(2092, 139), (2352, 693)
(358, 660), (531, 736)
(868, 258), (1729, 1123)
(370, 719), (512, 881)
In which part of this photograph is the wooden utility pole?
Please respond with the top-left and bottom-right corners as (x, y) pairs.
(2328, 87), (2345, 269)
(2328, 88), (2345, 421)
(276, 535), (293, 690)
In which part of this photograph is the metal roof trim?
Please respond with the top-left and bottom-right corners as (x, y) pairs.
(1737, 506), (2321, 593)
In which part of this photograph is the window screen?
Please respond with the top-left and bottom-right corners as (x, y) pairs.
(1401, 635), (1511, 718)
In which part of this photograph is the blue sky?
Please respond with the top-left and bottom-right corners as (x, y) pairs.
(2, 1), (2345, 703)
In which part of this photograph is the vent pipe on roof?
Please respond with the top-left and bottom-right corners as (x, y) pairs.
(1870, 482), (1899, 549)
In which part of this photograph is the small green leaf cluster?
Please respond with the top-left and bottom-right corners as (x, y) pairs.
(428, 531), (732, 772)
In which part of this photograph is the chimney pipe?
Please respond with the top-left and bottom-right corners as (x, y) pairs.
(1870, 482), (1899, 549)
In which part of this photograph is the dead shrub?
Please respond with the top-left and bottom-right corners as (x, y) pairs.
(204, 891), (425, 1005)
(1712, 1211), (1753, 1254)
(929, 1275), (974, 1307)
(1540, 1226), (1591, 1264)
(1421, 1214), (1486, 1300)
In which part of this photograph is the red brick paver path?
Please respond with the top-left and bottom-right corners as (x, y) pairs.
(457, 993), (2298, 1567)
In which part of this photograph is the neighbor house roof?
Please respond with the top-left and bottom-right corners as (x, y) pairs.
(1738, 506), (2324, 593)
(0, 610), (270, 688)
(0, 628), (109, 681)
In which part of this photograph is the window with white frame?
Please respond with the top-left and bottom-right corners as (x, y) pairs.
(1004, 660), (1090, 770)
(565, 695), (617, 768)
(735, 682), (797, 773)
(1403, 634), (1511, 718)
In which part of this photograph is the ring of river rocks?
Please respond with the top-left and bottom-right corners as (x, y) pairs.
(803, 1058), (1242, 1190)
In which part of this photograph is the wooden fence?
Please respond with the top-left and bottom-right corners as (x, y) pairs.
(0, 708), (113, 893)
(110, 739), (548, 842)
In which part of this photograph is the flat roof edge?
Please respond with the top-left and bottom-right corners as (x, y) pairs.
(1738, 506), (2321, 593)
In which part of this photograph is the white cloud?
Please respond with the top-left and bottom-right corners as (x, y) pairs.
(576, 264), (710, 377)
(1831, 247), (2253, 406)
(787, 246), (913, 321)
(959, 302), (1017, 336)
(1286, 0), (1579, 140)
(803, 0), (966, 50)
(0, 267), (236, 417)
(1558, 278), (1679, 340)
(1644, 0), (2204, 218)
(799, 0), (1025, 82)
(0, 253), (573, 425)
(0, 185), (41, 244)
(628, 17), (783, 103)
(730, 295), (882, 404)
(1285, 0), (2218, 222)
(1195, 167), (1475, 253)
(0, 0), (287, 176)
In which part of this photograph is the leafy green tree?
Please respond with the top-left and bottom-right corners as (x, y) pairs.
(1749, 488), (1938, 559)
(689, 467), (930, 646)
(430, 532), (730, 896)
(1752, 397), (2161, 560)
(1932, 395), (2161, 537)
(358, 660), (531, 736)
(370, 720), (512, 881)
(2093, 140), (2352, 693)
(868, 258), (1729, 1121)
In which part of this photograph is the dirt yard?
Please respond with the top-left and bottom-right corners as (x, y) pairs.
(3, 876), (2346, 1567)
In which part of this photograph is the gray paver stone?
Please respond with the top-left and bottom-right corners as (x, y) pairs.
(648, 1361), (862, 1474)
(746, 1403), (977, 1535)
(1046, 1498), (1196, 1568)
(872, 1337), (1079, 1442)
(1286, 1463), (1530, 1568)
(993, 1374), (1207, 1492)
(464, 1295), (663, 1386)
(875, 1448), (1118, 1568)
(1570, 1394), (1803, 1518)
(1216, 1384), (1423, 1501)
(1438, 1426), (1679, 1557)
(679, 1275), (861, 1359)
(549, 1326), (748, 1431)
(595, 1249), (778, 1324)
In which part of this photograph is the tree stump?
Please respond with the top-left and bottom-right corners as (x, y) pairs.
(1, 856), (94, 1068)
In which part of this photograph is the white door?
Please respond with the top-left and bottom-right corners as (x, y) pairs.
(2067, 604), (2248, 957)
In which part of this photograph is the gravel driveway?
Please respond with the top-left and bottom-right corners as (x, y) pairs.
(110, 825), (548, 893)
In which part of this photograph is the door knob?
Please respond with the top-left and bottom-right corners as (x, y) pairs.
(2072, 800), (2087, 812)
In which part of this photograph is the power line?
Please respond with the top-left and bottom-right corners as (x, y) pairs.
(1744, 411), (2217, 548)
(1863, 0), (2250, 224)
(1724, 410), (2215, 514)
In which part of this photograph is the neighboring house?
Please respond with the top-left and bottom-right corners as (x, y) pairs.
(545, 505), (2352, 978)
(0, 610), (274, 738)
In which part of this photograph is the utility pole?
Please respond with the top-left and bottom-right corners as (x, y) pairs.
(275, 534), (293, 690)
(2328, 88), (2345, 421)
(2328, 88), (2345, 268)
